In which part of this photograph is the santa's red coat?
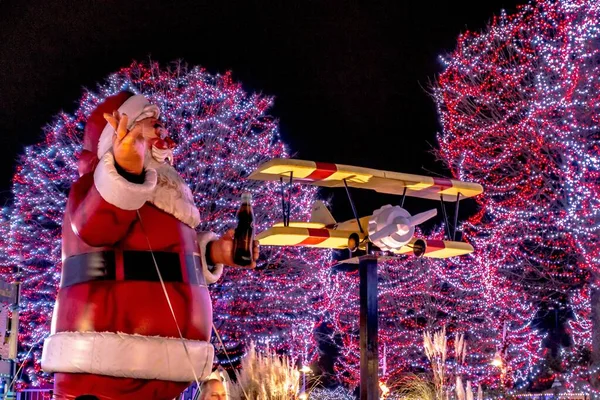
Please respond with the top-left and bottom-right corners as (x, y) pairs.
(41, 152), (221, 400)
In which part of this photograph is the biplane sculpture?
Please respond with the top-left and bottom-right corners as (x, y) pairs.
(249, 158), (483, 259)
(249, 158), (484, 399)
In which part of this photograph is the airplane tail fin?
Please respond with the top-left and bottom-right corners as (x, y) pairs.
(310, 201), (336, 226)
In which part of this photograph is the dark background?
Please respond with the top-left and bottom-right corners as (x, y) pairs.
(0, 0), (522, 219)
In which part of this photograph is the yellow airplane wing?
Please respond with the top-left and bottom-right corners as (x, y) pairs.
(394, 238), (474, 259)
(257, 225), (366, 249)
(257, 225), (474, 258)
(249, 158), (483, 201)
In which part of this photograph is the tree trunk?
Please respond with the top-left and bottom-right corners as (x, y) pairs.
(590, 283), (600, 388)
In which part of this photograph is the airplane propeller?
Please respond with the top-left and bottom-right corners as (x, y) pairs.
(368, 205), (437, 250)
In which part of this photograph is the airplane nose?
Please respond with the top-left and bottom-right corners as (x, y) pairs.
(395, 219), (410, 235)
(368, 205), (436, 250)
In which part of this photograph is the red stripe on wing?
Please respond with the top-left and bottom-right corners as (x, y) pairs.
(303, 162), (338, 181)
(432, 177), (453, 189)
(298, 228), (331, 245)
(425, 240), (446, 253)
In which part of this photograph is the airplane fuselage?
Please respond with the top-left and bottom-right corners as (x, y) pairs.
(331, 216), (371, 241)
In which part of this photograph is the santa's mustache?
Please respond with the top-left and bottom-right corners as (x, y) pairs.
(145, 146), (174, 168)
(151, 145), (173, 165)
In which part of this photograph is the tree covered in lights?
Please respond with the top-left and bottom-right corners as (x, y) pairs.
(327, 227), (543, 390)
(434, 0), (600, 392)
(6, 61), (331, 386)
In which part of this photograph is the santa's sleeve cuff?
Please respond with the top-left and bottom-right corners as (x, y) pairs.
(93, 152), (157, 210)
(197, 232), (224, 285)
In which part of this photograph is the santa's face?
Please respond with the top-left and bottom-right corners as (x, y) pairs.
(130, 117), (176, 166)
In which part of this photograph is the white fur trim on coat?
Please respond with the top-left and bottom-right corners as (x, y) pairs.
(97, 94), (160, 158)
(197, 232), (224, 284)
(41, 331), (214, 382)
(150, 164), (201, 228)
(94, 152), (158, 211)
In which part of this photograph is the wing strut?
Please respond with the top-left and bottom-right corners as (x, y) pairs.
(279, 171), (293, 227)
(343, 179), (364, 234)
(400, 187), (407, 208)
(440, 195), (452, 240)
(452, 192), (461, 240)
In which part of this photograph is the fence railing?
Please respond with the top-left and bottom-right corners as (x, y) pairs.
(178, 384), (199, 400)
(15, 389), (51, 400)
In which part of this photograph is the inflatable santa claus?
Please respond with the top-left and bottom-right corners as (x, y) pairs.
(40, 91), (258, 399)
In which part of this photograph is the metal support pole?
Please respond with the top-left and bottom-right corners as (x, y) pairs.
(6, 279), (20, 400)
(359, 255), (378, 400)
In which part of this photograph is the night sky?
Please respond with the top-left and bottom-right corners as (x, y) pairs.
(0, 0), (522, 219)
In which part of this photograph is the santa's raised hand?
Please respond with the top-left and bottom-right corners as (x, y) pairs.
(104, 111), (146, 174)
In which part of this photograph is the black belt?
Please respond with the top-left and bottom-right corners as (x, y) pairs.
(60, 251), (205, 288)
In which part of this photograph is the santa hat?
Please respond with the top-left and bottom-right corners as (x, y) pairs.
(83, 91), (160, 159)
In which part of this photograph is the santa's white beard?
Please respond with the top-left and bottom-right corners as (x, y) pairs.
(144, 148), (201, 228)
